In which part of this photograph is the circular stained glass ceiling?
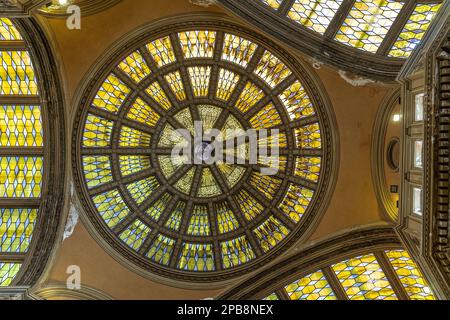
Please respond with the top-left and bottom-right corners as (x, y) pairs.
(73, 21), (335, 282)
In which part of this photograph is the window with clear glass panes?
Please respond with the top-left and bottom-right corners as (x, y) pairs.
(413, 187), (422, 216)
(414, 140), (423, 169)
(414, 93), (424, 122)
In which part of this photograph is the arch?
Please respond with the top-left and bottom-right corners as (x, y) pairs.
(218, 226), (435, 300)
(0, 17), (65, 287)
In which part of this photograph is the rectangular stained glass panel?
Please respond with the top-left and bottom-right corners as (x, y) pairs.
(93, 189), (130, 228)
(0, 51), (38, 95)
(335, 0), (403, 53)
(235, 82), (265, 113)
(119, 155), (151, 177)
(254, 51), (291, 88)
(177, 242), (215, 271)
(165, 71), (186, 100)
(83, 156), (113, 188)
(147, 234), (175, 266)
(389, 3), (442, 58)
(295, 123), (321, 148)
(119, 219), (151, 251)
(285, 270), (336, 300)
(0, 105), (43, 147)
(253, 216), (290, 252)
(146, 193), (172, 222)
(0, 208), (37, 253)
(0, 263), (21, 286)
(127, 98), (160, 127)
(385, 250), (435, 300)
(295, 156), (321, 182)
(221, 236), (256, 269)
(234, 190), (264, 221)
(216, 201), (239, 234)
(222, 34), (258, 68)
(332, 254), (397, 300)
(187, 205), (211, 236)
(249, 172), (282, 200)
(279, 184), (314, 223)
(279, 80), (315, 120)
(288, 0), (343, 34)
(188, 66), (211, 97)
(165, 201), (185, 231)
(0, 18), (22, 40)
(216, 68), (239, 101)
(92, 74), (130, 114)
(0, 156), (43, 198)
(179, 31), (216, 59)
(127, 176), (159, 205)
(147, 36), (176, 67)
(250, 103), (282, 129)
(118, 51), (150, 83)
(146, 82), (172, 110)
(119, 126), (151, 147)
(83, 114), (113, 147)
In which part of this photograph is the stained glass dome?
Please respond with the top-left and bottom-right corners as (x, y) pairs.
(73, 21), (335, 282)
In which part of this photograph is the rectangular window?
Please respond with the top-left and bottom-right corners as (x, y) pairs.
(414, 140), (423, 169)
(413, 187), (422, 216)
(414, 93), (424, 122)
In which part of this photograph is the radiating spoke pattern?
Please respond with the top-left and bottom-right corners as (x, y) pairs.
(75, 26), (328, 280)
(258, 0), (443, 57)
(262, 249), (435, 300)
(0, 18), (44, 286)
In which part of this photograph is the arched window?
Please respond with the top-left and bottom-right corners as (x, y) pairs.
(218, 0), (445, 80)
(219, 226), (435, 300)
(0, 18), (64, 287)
(73, 18), (337, 284)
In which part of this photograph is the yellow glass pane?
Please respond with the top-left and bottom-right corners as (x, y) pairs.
(221, 236), (256, 269)
(295, 156), (321, 182)
(187, 205), (211, 236)
(118, 51), (150, 83)
(332, 254), (397, 300)
(250, 103), (282, 129)
(217, 163), (245, 189)
(222, 33), (258, 67)
(253, 216), (290, 252)
(254, 51), (291, 88)
(261, 0), (283, 10)
(147, 36), (176, 67)
(217, 68), (239, 101)
(146, 81), (172, 110)
(119, 126), (151, 147)
(179, 30), (216, 59)
(279, 183), (314, 223)
(127, 98), (160, 127)
(250, 171), (282, 200)
(0, 105), (43, 147)
(119, 219), (151, 251)
(285, 270), (336, 300)
(386, 250), (435, 300)
(92, 189), (130, 228)
(279, 80), (315, 120)
(288, 0), (343, 34)
(0, 51), (38, 95)
(0, 18), (22, 40)
(198, 168), (221, 198)
(0, 156), (42, 198)
(119, 155), (151, 177)
(235, 82), (265, 113)
(0, 208), (37, 253)
(295, 123), (321, 148)
(147, 234), (175, 266)
(188, 66), (211, 97)
(83, 114), (113, 147)
(126, 176), (159, 204)
(335, 0), (403, 53)
(165, 201), (185, 231)
(174, 167), (195, 195)
(165, 71), (186, 100)
(216, 201), (239, 234)
(178, 242), (215, 271)
(0, 263), (21, 286)
(83, 156), (112, 188)
(234, 190), (264, 221)
(389, 3), (442, 58)
(146, 193), (172, 222)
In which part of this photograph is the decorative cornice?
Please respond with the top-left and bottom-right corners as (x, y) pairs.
(38, 0), (122, 18)
(0, 0), (50, 16)
(33, 283), (114, 300)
